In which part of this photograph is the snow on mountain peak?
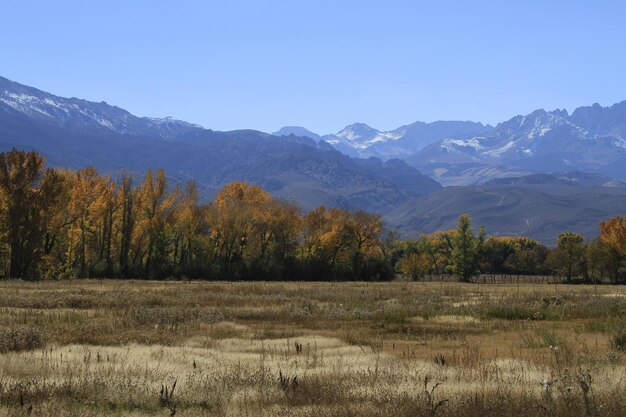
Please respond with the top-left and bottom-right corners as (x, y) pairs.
(441, 138), (484, 153)
(336, 123), (379, 142)
(0, 75), (203, 139)
(145, 116), (203, 129)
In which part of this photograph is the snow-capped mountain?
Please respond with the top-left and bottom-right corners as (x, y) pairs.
(4, 73), (626, 243)
(410, 104), (626, 185)
(0, 75), (441, 215)
(330, 123), (382, 147)
(275, 101), (626, 186)
(274, 120), (491, 159)
(5, 73), (626, 190)
(0, 75), (201, 139)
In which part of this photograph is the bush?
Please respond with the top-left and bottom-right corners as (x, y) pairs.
(610, 329), (626, 351)
(0, 327), (46, 352)
(481, 303), (535, 320)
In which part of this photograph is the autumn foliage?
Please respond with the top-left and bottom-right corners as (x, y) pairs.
(0, 149), (625, 283)
(0, 150), (391, 280)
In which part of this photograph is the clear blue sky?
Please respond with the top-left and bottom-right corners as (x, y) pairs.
(2, 1), (625, 133)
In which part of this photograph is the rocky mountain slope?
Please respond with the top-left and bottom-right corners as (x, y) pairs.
(276, 101), (626, 186)
(0, 75), (440, 213)
(410, 105), (626, 185)
(274, 120), (491, 160)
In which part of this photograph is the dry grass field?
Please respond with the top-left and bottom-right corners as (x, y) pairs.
(0, 279), (624, 416)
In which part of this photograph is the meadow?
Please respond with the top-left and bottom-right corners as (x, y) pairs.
(0, 279), (624, 416)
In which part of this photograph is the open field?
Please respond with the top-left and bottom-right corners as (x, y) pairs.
(0, 280), (624, 416)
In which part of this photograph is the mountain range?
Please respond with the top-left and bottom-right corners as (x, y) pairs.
(3, 74), (626, 243)
(0, 75), (440, 215)
(274, 101), (626, 186)
(274, 121), (491, 163)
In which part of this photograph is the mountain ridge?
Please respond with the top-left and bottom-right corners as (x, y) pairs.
(0, 75), (201, 140)
(3, 74), (626, 243)
(0, 75), (441, 215)
(273, 100), (626, 186)
(409, 104), (626, 185)
(386, 173), (626, 245)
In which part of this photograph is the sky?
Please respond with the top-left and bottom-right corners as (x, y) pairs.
(1, 1), (625, 134)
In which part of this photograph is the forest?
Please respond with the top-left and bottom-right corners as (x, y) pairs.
(1, 149), (625, 283)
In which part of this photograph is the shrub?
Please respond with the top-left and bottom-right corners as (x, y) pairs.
(610, 329), (626, 350)
(0, 327), (46, 352)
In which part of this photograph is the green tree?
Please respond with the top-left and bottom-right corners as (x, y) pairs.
(450, 214), (485, 282)
(551, 232), (585, 281)
(397, 240), (430, 280)
(584, 238), (608, 283)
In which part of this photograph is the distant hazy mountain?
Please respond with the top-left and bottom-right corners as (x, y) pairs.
(410, 105), (626, 185)
(387, 172), (626, 244)
(274, 101), (626, 186)
(325, 121), (492, 160)
(275, 121), (491, 160)
(277, 100), (626, 187)
(272, 126), (321, 141)
(0, 75), (440, 214)
(569, 101), (626, 137)
(484, 171), (626, 189)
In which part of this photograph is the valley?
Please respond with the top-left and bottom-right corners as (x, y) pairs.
(3, 75), (626, 243)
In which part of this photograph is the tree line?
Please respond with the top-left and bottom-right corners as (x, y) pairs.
(0, 149), (625, 283)
(395, 215), (626, 284)
(0, 149), (391, 280)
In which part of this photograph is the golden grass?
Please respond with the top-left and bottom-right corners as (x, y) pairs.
(0, 280), (624, 416)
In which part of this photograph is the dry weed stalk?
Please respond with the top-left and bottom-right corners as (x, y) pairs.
(422, 376), (449, 417)
(159, 378), (178, 416)
(278, 370), (299, 397)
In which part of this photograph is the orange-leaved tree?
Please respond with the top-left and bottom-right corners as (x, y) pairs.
(0, 149), (64, 277)
(599, 216), (626, 283)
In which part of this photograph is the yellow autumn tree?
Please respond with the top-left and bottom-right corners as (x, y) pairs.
(38, 169), (73, 278)
(116, 174), (136, 276)
(208, 181), (275, 277)
(420, 230), (456, 277)
(133, 169), (178, 277)
(348, 210), (384, 278)
(64, 168), (117, 277)
(0, 150), (69, 278)
(249, 198), (301, 276)
(398, 250), (431, 280)
(171, 180), (209, 274)
(599, 216), (626, 283)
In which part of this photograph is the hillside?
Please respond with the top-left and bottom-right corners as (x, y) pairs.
(387, 173), (626, 244)
(0, 75), (440, 213)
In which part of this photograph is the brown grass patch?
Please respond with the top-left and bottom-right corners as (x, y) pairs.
(0, 280), (623, 416)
